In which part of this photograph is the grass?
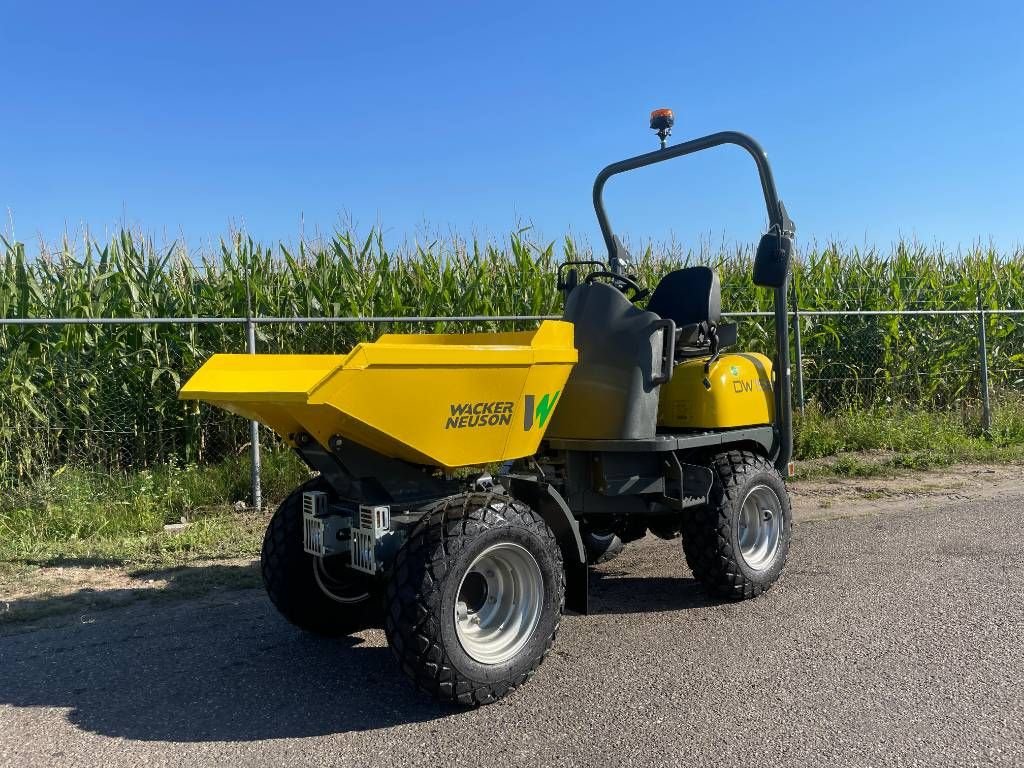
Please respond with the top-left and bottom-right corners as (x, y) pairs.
(795, 446), (1024, 480)
(0, 449), (310, 568)
(793, 400), (1024, 478)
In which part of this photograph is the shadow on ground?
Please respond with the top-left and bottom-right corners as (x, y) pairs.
(0, 561), (716, 740)
(588, 570), (721, 614)
(0, 581), (451, 739)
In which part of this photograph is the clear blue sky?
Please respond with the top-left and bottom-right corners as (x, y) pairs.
(4, 1), (1023, 252)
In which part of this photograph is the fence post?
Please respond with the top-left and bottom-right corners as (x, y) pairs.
(977, 288), (992, 438)
(246, 317), (263, 510)
(791, 279), (805, 416)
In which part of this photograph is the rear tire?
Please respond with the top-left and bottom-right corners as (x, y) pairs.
(261, 477), (380, 636)
(681, 450), (791, 600)
(384, 492), (564, 706)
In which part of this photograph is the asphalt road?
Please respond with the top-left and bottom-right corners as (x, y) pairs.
(2, 495), (1023, 767)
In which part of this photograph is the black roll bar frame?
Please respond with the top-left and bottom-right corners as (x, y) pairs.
(590, 131), (794, 473)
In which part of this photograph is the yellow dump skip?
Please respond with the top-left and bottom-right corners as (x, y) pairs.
(180, 320), (577, 469)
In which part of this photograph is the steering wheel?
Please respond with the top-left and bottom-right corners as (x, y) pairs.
(584, 270), (648, 302)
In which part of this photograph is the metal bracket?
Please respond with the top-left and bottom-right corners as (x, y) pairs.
(302, 491), (352, 556)
(351, 504), (391, 574)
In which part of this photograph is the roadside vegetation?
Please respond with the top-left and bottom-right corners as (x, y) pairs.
(0, 450), (309, 566)
(794, 401), (1024, 477)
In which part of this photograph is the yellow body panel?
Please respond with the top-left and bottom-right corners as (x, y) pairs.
(180, 320), (577, 469)
(658, 353), (774, 429)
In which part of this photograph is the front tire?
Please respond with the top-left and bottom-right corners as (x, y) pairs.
(261, 477), (380, 636)
(681, 450), (792, 599)
(384, 493), (564, 706)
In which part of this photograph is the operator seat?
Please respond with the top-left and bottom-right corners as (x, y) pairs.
(646, 266), (736, 357)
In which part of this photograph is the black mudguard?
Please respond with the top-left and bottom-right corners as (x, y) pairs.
(503, 475), (589, 615)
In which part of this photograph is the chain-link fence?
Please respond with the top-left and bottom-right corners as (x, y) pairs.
(1, 308), (1022, 509)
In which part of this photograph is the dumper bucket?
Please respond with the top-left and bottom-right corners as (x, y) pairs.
(179, 320), (577, 469)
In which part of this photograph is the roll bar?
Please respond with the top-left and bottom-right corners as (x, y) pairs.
(590, 131), (795, 473)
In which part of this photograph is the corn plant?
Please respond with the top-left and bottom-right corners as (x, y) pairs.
(1, 229), (1022, 489)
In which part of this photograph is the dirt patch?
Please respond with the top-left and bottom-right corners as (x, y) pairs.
(0, 558), (260, 634)
(791, 462), (1022, 522)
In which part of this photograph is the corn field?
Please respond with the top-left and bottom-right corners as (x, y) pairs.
(1, 229), (1023, 488)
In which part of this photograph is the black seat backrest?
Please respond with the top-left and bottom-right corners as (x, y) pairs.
(646, 267), (721, 327)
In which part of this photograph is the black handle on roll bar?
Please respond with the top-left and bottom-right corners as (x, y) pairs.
(589, 130), (795, 474)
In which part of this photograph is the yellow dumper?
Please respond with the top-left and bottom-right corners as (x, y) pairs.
(181, 321), (577, 469)
(180, 113), (797, 706)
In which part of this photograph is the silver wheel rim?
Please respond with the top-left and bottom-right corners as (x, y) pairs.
(737, 484), (783, 571)
(454, 542), (544, 665)
(313, 557), (370, 605)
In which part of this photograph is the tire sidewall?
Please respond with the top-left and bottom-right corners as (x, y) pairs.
(722, 465), (792, 586)
(436, 519), (562, 685)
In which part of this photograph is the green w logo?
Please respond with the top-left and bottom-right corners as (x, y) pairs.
(523, 391), (560, 430)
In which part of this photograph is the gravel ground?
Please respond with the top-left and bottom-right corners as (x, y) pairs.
(2, 491), (1023, 767)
